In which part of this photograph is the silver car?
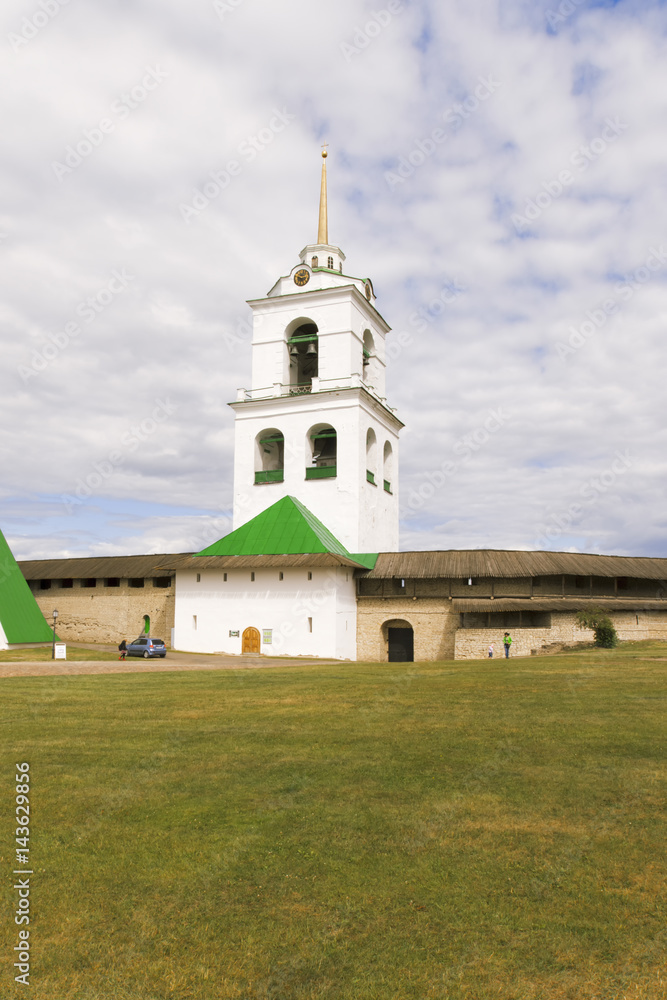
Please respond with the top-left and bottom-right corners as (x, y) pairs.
(126, 637), (167, 658)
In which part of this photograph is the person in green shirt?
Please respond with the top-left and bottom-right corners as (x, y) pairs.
(503, 632), (512, 657)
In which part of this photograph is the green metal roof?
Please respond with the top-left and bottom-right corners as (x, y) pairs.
(195, 496), (377, 569)
(0, 529), (54, 643)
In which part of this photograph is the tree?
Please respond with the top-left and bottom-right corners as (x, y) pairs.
(575, 608), (618, 648)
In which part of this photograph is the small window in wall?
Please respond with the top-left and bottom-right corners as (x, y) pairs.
(223, 573), (228, 582)
(40, 579), (51, 590)
(82, 578), (96, 588)
(311, 255), (318, 267)
(105, 578), (120, 588)
(192, 615), (197, 630)
(153, 577), (171, 588)
(61, 578), (73, 589)
(308, 617), (313, 633)
(308, 571), (313, 581)
(129, 578), (144, 589)
(327, 256), (334, 269)
(251, 572), (255, 582)
(196, 573), (201, 583)
(279, 572), (284, 581)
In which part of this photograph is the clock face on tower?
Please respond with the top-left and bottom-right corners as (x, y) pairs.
(294, 268), (310, 287)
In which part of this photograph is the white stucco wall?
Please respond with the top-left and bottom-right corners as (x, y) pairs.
(173, 565), (357, 660)
(231, 388), (400, 553)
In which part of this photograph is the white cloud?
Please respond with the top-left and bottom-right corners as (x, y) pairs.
(1, 0), (666, 559)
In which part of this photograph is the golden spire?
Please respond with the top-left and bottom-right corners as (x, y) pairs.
(317, 144), (328, 245)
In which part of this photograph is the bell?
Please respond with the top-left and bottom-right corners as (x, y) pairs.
(305, 342), (317, 356)
(289, 344), (299, 357)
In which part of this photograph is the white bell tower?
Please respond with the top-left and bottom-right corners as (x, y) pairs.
(230, 148), (403, 554)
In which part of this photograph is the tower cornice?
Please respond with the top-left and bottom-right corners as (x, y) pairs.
(247, 282), (391, 334)
(229, 383), (404, 430)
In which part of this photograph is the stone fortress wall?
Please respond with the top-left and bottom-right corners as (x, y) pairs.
(27, 578), (175, 646)
(357, 572), (667, 661)
(19, 562), (667, 661)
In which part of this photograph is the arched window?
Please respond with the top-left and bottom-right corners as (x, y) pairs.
(306, 424), (337, 479)
(287, 319), (318, 392)
(255, 428), (284, 484)
(311, 256), (318, 267)
(327, 255), (334, 269)
(366, 428), (377, 484)
(383, 441), (393, 493)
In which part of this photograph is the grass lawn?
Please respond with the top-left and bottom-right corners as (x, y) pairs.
(1, 642), (665, 999)
(0, 646), (119, 662)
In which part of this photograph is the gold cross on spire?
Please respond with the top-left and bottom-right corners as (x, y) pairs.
(317, 144), (328, 244)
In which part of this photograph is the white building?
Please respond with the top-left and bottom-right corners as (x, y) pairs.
(172, 150), (403, 659)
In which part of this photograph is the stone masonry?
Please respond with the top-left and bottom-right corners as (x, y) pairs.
(29, 579), (175, 646)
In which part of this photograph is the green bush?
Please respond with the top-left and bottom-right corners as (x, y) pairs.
(593, 620), (619, 648)
(576, 608), (619, 648)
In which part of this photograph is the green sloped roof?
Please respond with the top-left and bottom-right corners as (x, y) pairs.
(0, 530), (54, 643)
(195, 496), (377, 568)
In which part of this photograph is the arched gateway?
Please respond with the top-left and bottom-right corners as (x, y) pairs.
(383, 619), (414, 662)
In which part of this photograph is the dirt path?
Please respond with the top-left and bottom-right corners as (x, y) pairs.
(0, 645), (339, 678)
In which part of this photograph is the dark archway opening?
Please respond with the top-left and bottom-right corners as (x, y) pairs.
(387, 624), (414, 662)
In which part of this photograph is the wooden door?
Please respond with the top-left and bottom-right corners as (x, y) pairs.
(242, 627), (260, 653)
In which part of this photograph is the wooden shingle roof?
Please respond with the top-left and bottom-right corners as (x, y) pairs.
(361, 550), (667, 580)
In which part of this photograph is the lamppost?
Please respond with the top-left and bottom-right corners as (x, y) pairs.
(51, 610), (59, 659)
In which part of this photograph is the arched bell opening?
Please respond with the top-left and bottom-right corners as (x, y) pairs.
(383, 441), (393, 494)
(366, 427), (377, 485)
(286, 318), (319, 392)
(254, 428), (284, 485)
(362, 329), (375, 383)
(306, 423), (337, 480)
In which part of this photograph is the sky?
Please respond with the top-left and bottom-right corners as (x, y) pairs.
(2, 0), (666, 560)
